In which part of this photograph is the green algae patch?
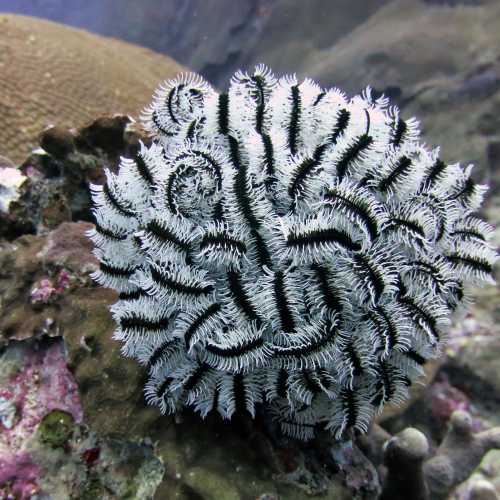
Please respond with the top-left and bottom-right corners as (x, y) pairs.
(38, 409), (75, 448)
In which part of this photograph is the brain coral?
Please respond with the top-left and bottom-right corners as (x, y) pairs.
(88, 66), (497, 440)
(0, 14), (184, 163)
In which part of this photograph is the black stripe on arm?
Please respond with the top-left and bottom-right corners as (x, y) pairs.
(251, 74), (266, 133)
(447, 178), (477, 205)
(335, 134), (373, 181)
(341, 388), (357, 429)
(372, 306), (398, 349)
(313, 92), (326, 106)
(391, 118), (407, 147)
(310, 264), (344, 315)
(228, 135), (243, 171)
(344, 342), (363, 376)
(231, 150), (272, 268)
(273, 322), (338, 357)
(274, 271), (296, 333)
(233, 374), (247, 415)
(262, 133), (275, 179)
(94, 221), (127, 241)
(184, 363), (210, 393)
(449, 229), (486, 242)
(379, 156), (412, 193)
(103, 184), (135, 217)
(276, 369), (288, 398)
(166, 84), (183, 125)
(157, 377), (173, 399)
(330, 109), (350, 145)
(200, 233), (246, 254)
(184, 303), (222, 348)
(150, 267), (213, 296)
(289, 85), (301, 156)
(398, 295), (440, 342)
(252, 229), (272, 269)
(286, 227), (362, 252)
(386, 217), (426, 239)
(147, 220), (191, 254)
(119, 289), (148, 301)
(100, 262), (136, 278)
(288, 143), (328, 199)
(206, 336), (264, 357)
(227, 270), (260, 322)
(152, 111), (176, 136)
(218, 93), (230, 135)
(403, 348), (427, 366)
(135, 155), (154, 185)
(147, 339), (180, 370)
(120, 313), (171, 332)
(445, 254), (493, 275)
(234, 157), (259, 230)
(194, 150), (223, 189)
(353, 254), (385, 303)
(323, 190), (379, 240)
(421, 158), (447, 191)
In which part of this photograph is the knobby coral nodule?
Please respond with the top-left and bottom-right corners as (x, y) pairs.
(88, 66), (497, 440)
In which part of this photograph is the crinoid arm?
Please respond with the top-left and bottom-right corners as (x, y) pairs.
(89, 66), (498, 440)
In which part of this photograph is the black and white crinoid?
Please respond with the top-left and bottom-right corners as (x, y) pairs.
(88, 65), (497, 440)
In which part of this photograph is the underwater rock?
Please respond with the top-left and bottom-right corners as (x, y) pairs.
(0, 337), (164, 499)
(0, 214), (497, 498)
(0, 13), (184, 164)
(379, 410), (500, 500)
(0, 222), (98, 345)
(39, 126), (76, 160)
(0, 157), (26, 214)
(442, 316), (500, 426)
(454, 451), (500, 499)
(424, 410), (500, 499)
(0, 221), (378, 499)
(0, 156), (31, 239)
(303, 0), (500, 213)
(380, 427), (429, 500)
(0, 114), (148, 240)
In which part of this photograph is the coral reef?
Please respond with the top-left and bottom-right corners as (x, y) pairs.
(0, 338), (164, 499)
(424, 411), (500, 499)
(89, 66), (496, 440)
(0, 112), (498, 498)
(0, 13), (184, 163)
(380, 410), (500, 500)
(0, 114), (146, 239)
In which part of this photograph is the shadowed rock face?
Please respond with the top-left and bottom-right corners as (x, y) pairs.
(302, 0), (500, 182)
(0, 14), (184, 163)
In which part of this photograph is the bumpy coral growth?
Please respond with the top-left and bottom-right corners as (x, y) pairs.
(88, 66), (497, 440)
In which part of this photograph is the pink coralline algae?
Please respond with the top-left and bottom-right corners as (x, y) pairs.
(0, 453), (41, 500)
(0, 340), (83, 498)
(429, 375), (470, 425)
(30, 269), (71, 304)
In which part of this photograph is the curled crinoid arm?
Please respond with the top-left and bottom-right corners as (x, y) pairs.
(141, 73), (214, 140)
(89, 66), (498, 441)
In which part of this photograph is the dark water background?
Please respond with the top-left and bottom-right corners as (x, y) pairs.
(0, 0), (390, 86)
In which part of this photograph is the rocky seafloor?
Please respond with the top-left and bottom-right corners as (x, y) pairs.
(0, 113), (499, 500)
(2, 1), (500, 498)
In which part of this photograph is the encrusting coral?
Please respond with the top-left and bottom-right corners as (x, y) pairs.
(88, 65), (497, 440)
